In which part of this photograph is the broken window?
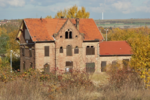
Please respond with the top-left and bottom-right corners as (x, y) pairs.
(65, 61), (73, 73)
(74, 46), (79, 54)
(65, 32), (68, 39)
(66, 45), (72, 56)
(86, 46), (90, 55)
(65, 29), (72, 39)
(60, 47), (63, 53)
(101, 61), (106, 72)
(86, 63), (95, 73)
(44, 63), (50, 73)
(69, 31), (72, 39)
(91, 46), (95, 55)
(45, 46), (49, 56)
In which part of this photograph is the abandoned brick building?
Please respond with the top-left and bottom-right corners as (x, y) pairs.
(16, 18), (132, 73)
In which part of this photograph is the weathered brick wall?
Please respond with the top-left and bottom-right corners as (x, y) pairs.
(35, 43), (55, 72)
(99, 56), (131, 72)
(54, 20), (83, 73)
(19, 22), (35, 72)
(82, 42), (100, 73)
(53, 20), (100, 74)
(20, 45), (35, 72)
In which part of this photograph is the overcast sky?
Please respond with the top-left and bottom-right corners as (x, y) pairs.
(0, 0), (150, 20)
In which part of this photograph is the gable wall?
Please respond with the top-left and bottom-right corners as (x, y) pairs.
(55, 20), (83, 73)
(20, 22), (35, 72)
(54, 20), (101, 73)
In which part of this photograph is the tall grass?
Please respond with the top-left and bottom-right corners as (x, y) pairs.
(0, 65), (150, 100)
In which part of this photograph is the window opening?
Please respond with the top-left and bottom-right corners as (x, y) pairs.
(74, 46), (79, 54)
(91, 46), (95, 55)
(45, 46), (49, 56)
(30, 62), (32, 68)
(69, 31), (72, 39)
(65, 61), (73, 73)
(101, 61), (106, 72)
(44, 63), (50, 73)
(65, 32), (68, 39)
(86, 46), (91, 55)
(112, 61), (118, 70)
(123, 59), (129, 70)
(66, 45), (72, 56)
(65, 29), (72, 39)
(60, 47), (63, 53)
(86, 63), (95, 73)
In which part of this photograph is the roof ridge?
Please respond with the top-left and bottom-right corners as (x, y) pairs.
(101, 40), (126, 42)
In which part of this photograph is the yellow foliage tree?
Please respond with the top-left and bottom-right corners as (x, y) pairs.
(45, 15), (52, 19)
(55, 5), (90, 18)
(107, 27), (150, 88)
(0, 27), (7, 36)
(7, 30), (19, 55)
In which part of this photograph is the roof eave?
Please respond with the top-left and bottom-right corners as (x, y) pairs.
(100, 54), (132, 57)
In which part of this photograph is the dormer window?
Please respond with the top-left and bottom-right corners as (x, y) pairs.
(65, 29), (72, 39)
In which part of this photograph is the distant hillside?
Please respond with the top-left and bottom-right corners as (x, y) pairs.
(95, 19), (150, 29)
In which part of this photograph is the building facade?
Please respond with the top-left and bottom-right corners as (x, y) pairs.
(16, 18), (132, 73)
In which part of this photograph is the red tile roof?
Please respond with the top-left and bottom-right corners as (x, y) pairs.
(24, 18), (103, 42)
(100, 41), (132, 56)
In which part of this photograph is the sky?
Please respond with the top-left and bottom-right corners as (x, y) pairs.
(0, 0), (150, 20)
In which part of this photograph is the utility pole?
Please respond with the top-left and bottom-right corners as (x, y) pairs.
(10, 50), (13, 73)
(104, 29), (109, 41)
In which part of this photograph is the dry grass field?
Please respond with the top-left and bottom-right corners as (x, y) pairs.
(0, 67), (150, 100)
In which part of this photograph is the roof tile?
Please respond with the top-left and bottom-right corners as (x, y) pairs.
(100, 41), (132, 55)
(24, 18), (103, 42)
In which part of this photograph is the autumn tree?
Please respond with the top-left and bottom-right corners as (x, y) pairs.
(45, 15), (52, 19)
(7, 30), (19, 53)
(0, 33), (9, 56)
(46, 5), (90, 19)
(107, 27), (150, 88)
(129, 35), (150, 88)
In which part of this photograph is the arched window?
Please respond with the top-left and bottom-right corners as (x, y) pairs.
(65, 31), (68, 39)
(69, 31), (72, 39)
(91, 46), (95, 55)
(44, 63), (50, 73)
(86, 46), (95, 55)
(86, 46), (90, 55)
(74, 46), (79, 54)
(60, 47), (63, 53)
(66, 45), (72, 56)
(65, 29), (72, 39)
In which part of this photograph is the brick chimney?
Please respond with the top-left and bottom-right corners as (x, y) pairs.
(76, 18), (79, 30)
